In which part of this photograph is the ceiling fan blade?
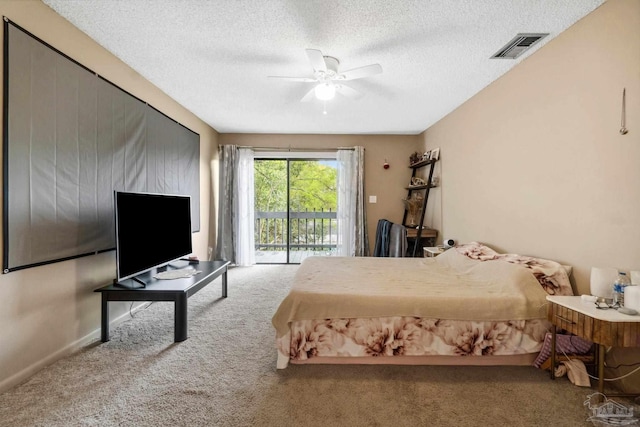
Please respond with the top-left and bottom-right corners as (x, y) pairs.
(300, 87), (317, 102)
(340, 63), (383, 81)
(336, 84), (362, 99)
(305, 49), (327, 73)
(268, 75), (317, 82)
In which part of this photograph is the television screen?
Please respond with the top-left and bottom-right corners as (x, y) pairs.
(115, 191), (193, 282)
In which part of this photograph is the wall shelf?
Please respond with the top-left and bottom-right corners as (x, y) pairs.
(402, 158), (438, 256)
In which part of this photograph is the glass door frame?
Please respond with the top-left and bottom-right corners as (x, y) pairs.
(254, 151), (337, 265)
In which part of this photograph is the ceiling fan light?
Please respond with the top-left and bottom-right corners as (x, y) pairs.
(315, 83), (336, 100)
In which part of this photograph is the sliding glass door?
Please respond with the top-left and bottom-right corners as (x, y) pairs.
(254, 157), (337, 264)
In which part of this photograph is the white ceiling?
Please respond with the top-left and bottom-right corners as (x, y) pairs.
(42, 0), (604, 135)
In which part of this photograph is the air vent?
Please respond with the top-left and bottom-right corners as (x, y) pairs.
(491, 33), (549, 59)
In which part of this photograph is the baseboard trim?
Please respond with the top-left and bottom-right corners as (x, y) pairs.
(0, 304), (145, 394)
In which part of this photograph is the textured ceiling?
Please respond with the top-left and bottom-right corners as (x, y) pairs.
(42, 0), (604, 135)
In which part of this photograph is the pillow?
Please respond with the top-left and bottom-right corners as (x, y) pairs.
(455, 242), (574, 296)
(454, 241), (500, 261)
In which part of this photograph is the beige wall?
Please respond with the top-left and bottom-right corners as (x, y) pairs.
(419, 0), (639, 295)
(0, 1), (218, 392)
(219, 134), (421, 250)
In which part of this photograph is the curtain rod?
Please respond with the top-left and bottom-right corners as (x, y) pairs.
(235, 145), (355, 152)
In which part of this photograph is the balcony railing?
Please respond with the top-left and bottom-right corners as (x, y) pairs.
(255, 209), (337, 253)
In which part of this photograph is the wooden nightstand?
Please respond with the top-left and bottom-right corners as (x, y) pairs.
(547, 295), (640, 396)
(406, 228), (437, 257)
(423, 247), (445, 257)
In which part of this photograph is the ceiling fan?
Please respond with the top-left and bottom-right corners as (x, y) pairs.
(269, 49), (383, 102)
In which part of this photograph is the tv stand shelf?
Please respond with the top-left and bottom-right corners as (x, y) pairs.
(95, 260), (230, 343)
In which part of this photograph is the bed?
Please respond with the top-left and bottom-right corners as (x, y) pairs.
(272, 242), (574, 369)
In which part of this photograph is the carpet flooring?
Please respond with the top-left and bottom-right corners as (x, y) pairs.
(0, 264), (637, 426)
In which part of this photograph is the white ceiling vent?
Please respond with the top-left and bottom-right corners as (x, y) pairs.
(491, 33), (549, 59)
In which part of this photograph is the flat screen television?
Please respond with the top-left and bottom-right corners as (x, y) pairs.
(115, 191), (193, 287)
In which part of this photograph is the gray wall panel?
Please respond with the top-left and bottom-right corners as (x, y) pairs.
(3, 21), (200, 272)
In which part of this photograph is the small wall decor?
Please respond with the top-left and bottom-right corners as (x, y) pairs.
(620, 88), (628, 135)
(410, 177), (426, 187)
(402, 192), (424, 227)
(409, 151), (421, 165)
(430, 147), (440, 160)
(383, 159), (390, 169)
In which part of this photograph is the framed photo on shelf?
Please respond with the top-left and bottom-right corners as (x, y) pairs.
(430, 147), (440, 160)
(422, 151), (431, 161)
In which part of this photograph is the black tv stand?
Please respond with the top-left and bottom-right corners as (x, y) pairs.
(132, 276), (147, 287)
(95, 260), (230, 342)
(113, 276), (146, 289)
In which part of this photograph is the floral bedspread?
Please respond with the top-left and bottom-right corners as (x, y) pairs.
(277, 317), (550, 368)
(275, 242), (573, 368)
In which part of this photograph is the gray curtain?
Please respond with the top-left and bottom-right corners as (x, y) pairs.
(215, 145), (237, 263)
(336, 146), (369, 257)
(353, 147), (369, 256)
